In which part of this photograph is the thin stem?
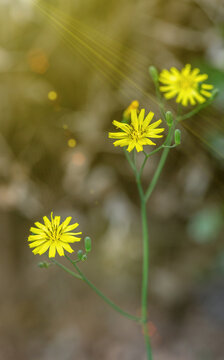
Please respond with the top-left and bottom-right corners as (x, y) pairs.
(146, 145), (163, 158)
(52, 259), (82, 280)
(139, 153), (148, 178)
(177, 90), (218, 122)
(123, 149), (136, 173)
(141, 199), (153, 360)
(145, 123), (175, 202)
(136, 172), (145, 200)
(65, 255), (141, 323)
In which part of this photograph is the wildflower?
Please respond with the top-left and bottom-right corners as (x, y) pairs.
(28, 213), (82, 258)
(109, 109), (164, 152)
(123, 100), (139, 119)
(159, 64), (213, 106)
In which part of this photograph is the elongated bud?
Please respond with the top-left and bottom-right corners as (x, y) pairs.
(149, 66), (159, 83)
(38, 262), (50, 268)
(77, 250), (83, 260)
(84, 236), (92, 253)
(175, 129), (181, 145)
(165, 111), (173, 126)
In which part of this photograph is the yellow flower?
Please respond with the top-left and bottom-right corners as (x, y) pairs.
(109, 109), (164, 152)
(159, 64), (213, 106)
(28, 213), (82, 258)
(123, 100), (139, 119)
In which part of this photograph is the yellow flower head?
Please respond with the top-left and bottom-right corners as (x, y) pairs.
(28, 213), (82, 258)
(123, 100), (140, 119)
(109, 109), (164, 152)
(159, 64), (213, 106)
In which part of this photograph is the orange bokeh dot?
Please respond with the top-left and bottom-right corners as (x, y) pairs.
(28, 49), (49, 74)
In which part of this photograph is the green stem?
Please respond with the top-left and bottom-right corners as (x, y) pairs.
(177, 89), (218, 122)
(52, 259), (82, 280)
(124, 149), (136, 173)
(65, 255), (141, 323)
(141, 199), (153, 360)
(145, 123), (175, 202)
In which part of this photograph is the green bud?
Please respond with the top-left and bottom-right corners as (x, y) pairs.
(165, 111), (173, 126)
(175, 129), (181, 145)
(84, 236), (92, 253)
(38, 262), (50, 269)
(77, 250), (84, 260)
(149, 66), (159, 83)
(82, 254), (87, 262)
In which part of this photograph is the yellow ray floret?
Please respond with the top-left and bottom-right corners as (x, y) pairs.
(159, 64), (214, 106)
(109, 109), (165, 152)
(28, 212), (82, 258)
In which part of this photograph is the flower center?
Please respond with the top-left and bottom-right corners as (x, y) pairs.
(48, 227), (61, 242)
(179, 76), (195, 90)
(131, 129), (142, 141)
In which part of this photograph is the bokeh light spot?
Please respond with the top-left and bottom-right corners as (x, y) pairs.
(28, 49), (49, 74)
(48, 90), (58, 101)
(71, 152), (86, 166)
(68, 138), (77, 148)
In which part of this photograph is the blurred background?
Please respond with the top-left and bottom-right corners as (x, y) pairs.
(0, 0), (224, 359)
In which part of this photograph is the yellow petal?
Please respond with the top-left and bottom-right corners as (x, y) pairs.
(61, 242), (74, 253)
(113, 139), (130, 147)
(112, 120), (130, 133)
(138, 109), (145, 128)
(130, 109), (138, 130)
(38, 242), (51, 255)
(127, 141), (135, 152)
(62, 217), (72, 229)
(49, 244), (56, 258)
(135, 143), (143, 152)
(142, 111), (154, 130)
(34, 221), (48, 231)
(200, 90), (212, 97)
(147, 119), (162, 129)
(30, 227), (45, 235)
(29, 240), (48, 248)
(56, 243), (65, 256)
(108, 132), (129, 139)
(63, 223), (79, 232)
(201, 84), (213, 90)
(28, 234), (46, 241)
(43, 216), (52, 230)
(60, 234), (81, 243)
(195, 74), (208, 82)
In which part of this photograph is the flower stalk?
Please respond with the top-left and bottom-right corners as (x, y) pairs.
(30, 64), (217, 360)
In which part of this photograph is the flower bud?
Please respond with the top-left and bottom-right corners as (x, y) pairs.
(175, 129), (181, 145)
(38, 262), (50, 268)
(82, 254), (87, 261)
(123, 100), (139, 121)
(84, 236), (92, 253)
(211, 88), (219, 99)
(165, 111), (173, 126)
(77, 250), (84, 260)
(149, 66), (159, 83)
